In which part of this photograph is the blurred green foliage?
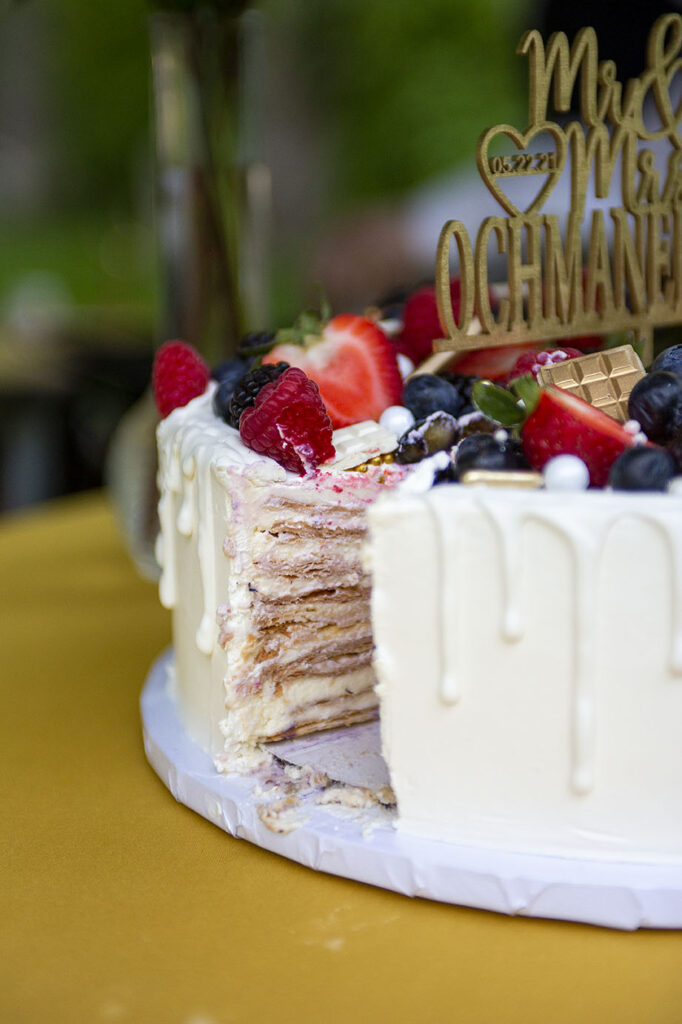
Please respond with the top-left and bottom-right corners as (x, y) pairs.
(0, 0), (533, 318)
(293, 0), (532, 207)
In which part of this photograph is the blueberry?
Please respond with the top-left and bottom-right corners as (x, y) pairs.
(455, 432), (529, 474)
(402, 374), (463, 420)
(628, 371), (682, 444)
(433, 454), (458, 486)
(394, 411), (459, 465)
(212, 356), (249, 385)
(665, 431), (682, 472)
(651, 344), (682, 379)
(211, 357), (249, 422)
(440, 372), (481, 415)
(420, 411), (459, 454)
(394, 430), (428, 465)
(609, 446), (676, 491)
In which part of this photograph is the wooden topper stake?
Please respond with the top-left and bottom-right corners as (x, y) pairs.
(435, 12), (682, 367)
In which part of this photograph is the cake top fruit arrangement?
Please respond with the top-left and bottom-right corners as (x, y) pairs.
(151, 283), (682, 491)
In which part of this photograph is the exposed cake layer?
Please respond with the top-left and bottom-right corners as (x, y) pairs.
(156, 387), (401, 771)
(369, 484), (682, 862)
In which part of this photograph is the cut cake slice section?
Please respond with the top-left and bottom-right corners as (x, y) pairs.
(156, 387), (402, 771)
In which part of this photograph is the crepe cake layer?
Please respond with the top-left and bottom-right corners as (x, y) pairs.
(156, 387), (403, 772)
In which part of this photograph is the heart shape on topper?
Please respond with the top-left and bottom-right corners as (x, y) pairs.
(477, 121), (567, 217)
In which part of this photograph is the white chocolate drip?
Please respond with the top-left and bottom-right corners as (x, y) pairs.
(426, 488), (682, 797)
(425, 499), (460, 705)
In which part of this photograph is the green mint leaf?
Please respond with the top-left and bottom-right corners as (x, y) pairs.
(472, 380), (525, 427)
(509, 374), (540, 414)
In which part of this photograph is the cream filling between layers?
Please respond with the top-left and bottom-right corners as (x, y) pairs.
(156, 388), (403, 767)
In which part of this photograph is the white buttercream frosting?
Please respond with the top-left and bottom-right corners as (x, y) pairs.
(369, 483), (682, 861)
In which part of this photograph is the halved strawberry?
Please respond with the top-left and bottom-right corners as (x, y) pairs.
(263, 314), (402, 429)
(522, 387), (637, 487)
(448, 343), (544, 382)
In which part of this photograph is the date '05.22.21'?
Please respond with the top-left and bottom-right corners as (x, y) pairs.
(489, 151), (557, 175)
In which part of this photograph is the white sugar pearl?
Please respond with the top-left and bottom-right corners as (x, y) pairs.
(493, 428), (509, 443)
(379, 404), (415, 437)
(624, 419), (642, 435)
(543, 454), (590, 491)
(397, 353), (415, 379)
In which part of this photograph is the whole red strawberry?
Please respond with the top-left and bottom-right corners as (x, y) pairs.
(507, 346), (582, 383)
(263, 313), (402, 429)
(398, 280), (461, 365)
(239, 367), (335, 475)
(522, 387), (636, 487)
(398, 279), (504, 367)
(152, 339), (210, 418)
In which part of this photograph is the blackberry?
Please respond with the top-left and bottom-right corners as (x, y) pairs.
(627, 371), (682, 444)
(236, 330), (276, 359)
(402, 374), (463, 420)
(226, 362), (289, 428)
(609, 446), (676, 492)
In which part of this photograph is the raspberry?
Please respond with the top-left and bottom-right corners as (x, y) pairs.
(239, 367), (335, 475)
(152, 340), (210, 418)
(227, 362), (289, 428)
(507, 347), (582, 383)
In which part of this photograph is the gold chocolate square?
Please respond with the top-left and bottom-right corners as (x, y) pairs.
(537, 345), (645, 422)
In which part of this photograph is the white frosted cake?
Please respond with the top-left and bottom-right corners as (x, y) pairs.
(369, 483), (682, 862)
(151, 329), (682, 867)
(156, 383), (404, 771)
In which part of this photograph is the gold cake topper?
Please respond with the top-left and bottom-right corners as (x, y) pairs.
(435, 13), (682, 366)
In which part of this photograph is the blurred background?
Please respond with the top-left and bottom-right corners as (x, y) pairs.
(3, 0), (668, 519)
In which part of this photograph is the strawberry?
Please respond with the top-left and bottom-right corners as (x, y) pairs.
(521, 387), (636, 487)
(263, 314), (402, 429)
(397, 282), (455, 364)
(448, 342), (544, 382)
(152, 339), (210, 418)
(507, 346), (583, 383)
(239, 367), (335, 475)
(398, 279), (499, 366)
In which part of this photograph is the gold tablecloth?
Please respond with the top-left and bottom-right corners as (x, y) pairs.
(2, 492), (681, 1023)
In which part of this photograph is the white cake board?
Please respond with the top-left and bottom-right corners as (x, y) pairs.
(141, 650), (682, 930)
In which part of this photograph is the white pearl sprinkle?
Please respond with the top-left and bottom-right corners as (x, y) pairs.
(633, 431), (648, 446)
(543, 454), (590, 491)
(396, 354), (414, 380)
(379, 405), (415, 438)
(493, 428), (509, 443)
(624, 419), (642, 435)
